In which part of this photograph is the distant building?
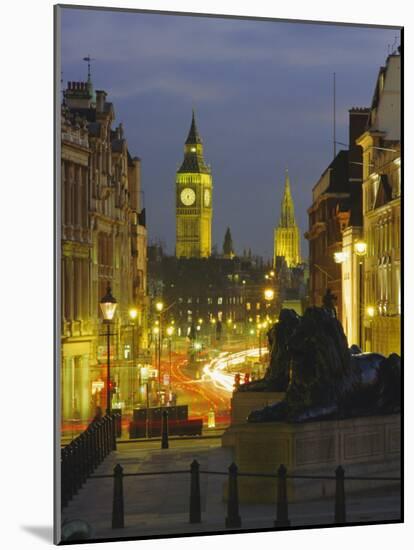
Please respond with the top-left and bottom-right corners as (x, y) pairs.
(148, 254), (278, 341)
(357, 49), (401, 355)
(223, 227), (235, 259)
(61, 76), (148, 423)
(274, 170), (301, 268)
(175, 111), (213, 258)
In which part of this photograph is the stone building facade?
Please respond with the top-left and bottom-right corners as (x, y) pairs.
(305, 110), (368, 325)
(61, 79), (148, 427)
(357, 50), (401, 356)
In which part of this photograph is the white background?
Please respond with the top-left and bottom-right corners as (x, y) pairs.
(0, 0), (411, 548)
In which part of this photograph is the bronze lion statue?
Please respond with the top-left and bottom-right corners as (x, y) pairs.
(239, 305), (401, 423)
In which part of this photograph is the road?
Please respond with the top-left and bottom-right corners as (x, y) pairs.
(61, 343), (269, 441)
(165, 345), (268, 426)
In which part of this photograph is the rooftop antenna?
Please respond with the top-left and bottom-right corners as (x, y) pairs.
(333, 72), (336, 160)
(82, 55), (95, 81)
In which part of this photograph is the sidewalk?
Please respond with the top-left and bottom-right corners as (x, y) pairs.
(61, 439), (401, 541)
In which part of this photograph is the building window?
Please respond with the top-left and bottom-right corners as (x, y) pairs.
(256, 302), (261, 310)
(218, 297), (223, 305)
(246, 302), (251, 310)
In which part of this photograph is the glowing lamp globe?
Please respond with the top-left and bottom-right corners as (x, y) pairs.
(354, 241), (367, 256)
(100, 285), (118, 321)
(129, 308), (138, 320)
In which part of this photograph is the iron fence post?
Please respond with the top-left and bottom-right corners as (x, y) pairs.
(335, 465), (346, 524)
(161, 410), (169, 449)
(274, 464), (290, 527)
(189, 460), (201, 523)
(112, 464), (124, 529)
(225, 462), (241, 528)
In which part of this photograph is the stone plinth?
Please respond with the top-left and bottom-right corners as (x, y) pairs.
(227, 414), (401, 503)
(222, 391), (285, 447)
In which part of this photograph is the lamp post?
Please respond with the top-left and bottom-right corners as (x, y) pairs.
(128, 307), (138, 408)
(155, 301), (164, 405)
(166, 326), (174, 399)
(354, 240), (367, 350)
(100, 285), (118, 415)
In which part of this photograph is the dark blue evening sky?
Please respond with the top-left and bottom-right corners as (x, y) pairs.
(61, 8), (399, 260)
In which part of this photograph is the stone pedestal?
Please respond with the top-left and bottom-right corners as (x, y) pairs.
(222, 391), (285, 447)
(229, 414), (400, 503)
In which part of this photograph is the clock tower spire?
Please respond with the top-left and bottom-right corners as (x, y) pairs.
(176, 111), (213, 258)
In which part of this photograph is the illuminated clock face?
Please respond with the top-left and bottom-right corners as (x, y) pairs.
(204, 189), (211, 207)
(180, 187), (196, 206)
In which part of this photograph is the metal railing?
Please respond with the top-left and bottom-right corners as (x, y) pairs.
(61, 414), (119, 510)
(88, 460), (400, 529)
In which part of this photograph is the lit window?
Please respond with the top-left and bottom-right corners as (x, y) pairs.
(256, 303), (261, 310)
(218, 297), (223, 304)
(246, 302), (251, 310)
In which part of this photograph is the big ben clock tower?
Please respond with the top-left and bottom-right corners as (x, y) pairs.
(175, 110), (213, 258)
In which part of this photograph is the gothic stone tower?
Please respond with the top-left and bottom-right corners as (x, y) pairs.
(176, 111), (213, 258)
(274, 170), (301, 268)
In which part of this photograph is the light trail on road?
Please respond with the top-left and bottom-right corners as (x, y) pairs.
(202, 347), (267, 393)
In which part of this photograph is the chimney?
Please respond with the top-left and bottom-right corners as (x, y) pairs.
(95, 90), (107, 113)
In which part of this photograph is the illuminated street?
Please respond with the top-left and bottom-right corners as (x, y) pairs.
(157, 344), (269, 426)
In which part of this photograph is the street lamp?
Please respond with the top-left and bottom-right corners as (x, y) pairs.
(366, 306), (375, 318)
(354, 241), (367, 256)
(166, 326), (174, 398)
(264, 288), (275, 301)
(129, 308), (138, 320)
(100, 285), (118, 414)
(154, 300), (164, 404)
(354, 240), (367, 349)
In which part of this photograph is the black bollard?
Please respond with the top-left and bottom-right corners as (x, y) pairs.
(225, 463), (241, 528)
(112, 464), (124, 529)
(161, 410), (169, 449)
(335, 465), (346, 524)
(274, 464), (290, 527)
(189, 460), (201, 523)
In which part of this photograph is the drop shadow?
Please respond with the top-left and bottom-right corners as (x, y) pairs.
(21, 525), (54, 543)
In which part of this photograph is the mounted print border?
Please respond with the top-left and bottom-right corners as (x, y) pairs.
(54, 4), (403, 544)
